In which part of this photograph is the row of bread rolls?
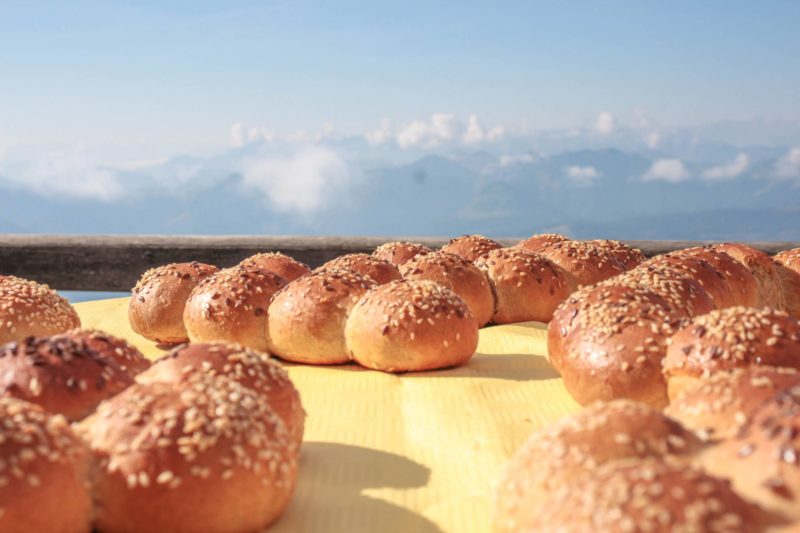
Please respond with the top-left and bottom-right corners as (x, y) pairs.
(0, 327), (304, 532)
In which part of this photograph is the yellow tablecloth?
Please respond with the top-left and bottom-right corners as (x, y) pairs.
(75, 297), (581, 533)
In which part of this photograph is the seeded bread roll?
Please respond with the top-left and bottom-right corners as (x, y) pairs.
(493, 400), (701, 533)
(671, 246), (760, 307)
(0, 334), (135, 421)
(0, 397), (92, 533)
(344, 280), (479, 372)
(513, 233), (570, 253)
(714, 243), (786, 309)
(773, 249), (800, 320)
(585, 239), (647, 270)
(372, 241), (432, 266)
(537, 240), (627, 287)
(473, 248), (574, 324)
(183, 265), (286, 352)
(67, 328), (150, 378)
(78, 373), (298, 533)
(318, 253), (401, 285)
(665, 366), (800, 441)
(0, 276), (80, 344)
(701, 385), (800, 522)
(401, 251), (495, 327)
(663, 307), (800, 400)
(645, 254), (736, 309)
(548, 284), (687, 407)
(523, 457), (765, 532)
(267, 270), (376, 365)
(138, 342), (305, 447)
(775, 248), (800, 273)
(128, 262), (219, 344)
(239, 252), (311, 282)
(440, 234), (503, 262)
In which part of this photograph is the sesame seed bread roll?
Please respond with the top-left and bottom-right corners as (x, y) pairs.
(401, 251), (495, 327)
(523, 457), (765, 532)
(548, 284), (687, 407)
(513, 232), (570, 253)
(0, 276), (80, 344)
(67, 328), (150, 378)
(441, 234), (503, 262)
(78, 374), (298, 533)
(701, 385), (800, 522)
(344, 279), (479, 372)
(372, 241), (432, 266)
(137, 342), (305, 448)
(775, 248), (800, 273)
(267, 270), (376, 365)
(773, 250), (800, 320)
(663, 307), (800, 401)
(239, 252), (311, 282)
(128, 262), (219, 344)
(714, 243), (786, 309)
(473, 249), (574, 325)
(183, 265), (286, 352)
(493, 400), (701, 533)
(0, 334), (135, 421)
(585, 239), (647, 270)
(0, 397), (92, 533)
(646, 254), (737, 309)
(671, 246), (760, 307)
(317, 253), (401, 285)
(665, 366), (800, 441)
(537, 240), (627, 287)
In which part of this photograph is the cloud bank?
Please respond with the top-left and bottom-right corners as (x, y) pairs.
(702, 153), (749, 180)
(642, 159), (689, 183)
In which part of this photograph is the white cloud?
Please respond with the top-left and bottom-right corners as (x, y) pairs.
(366, 118), (392, 146)
(775, 147), (800, 179)
(247, 126), (276, 144)
(645, 131), (661, 149)
(396, 113), (459, 148)
(564, 165), (600, 186)
(702, 153), (749, 180)
(594, 111), (615, 135)
(230, 122), (246, 148)
(241, 146), (352, 213)
(642, 158), (690, 183)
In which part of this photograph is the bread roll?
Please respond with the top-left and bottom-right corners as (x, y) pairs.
(663, 307), (800, 400)
(714, 243), (785, 308)
(537, 240), (627, 287)
(79, 374), (298, 533)
(344, 280), (478, 372)
(183, 265), (286, 351)
(0, 334), (135, 421)
(585, 239), (647, 269)
(372, 241), (432, 265)
(239, 252), (311, 282)
(671, 246), (760, 307)
(267, 270), (376, 365)
(67, 328), (150, 378)
(701, 386), (800, 522)
(401, 251), (495, 327)
(138, 342), (304, 447)
(0, 276), (80, 344)
(0, 397), (92, 533)
(646, 254), (736, 309)
(493, 400), (700, 533)
(774, 249), (800, 319)
(513, 233), (569, 253)
(318, 253), (401, 285)
(473, 248), (573, 324)
(440, 234), (502, 262)
(129, 261), (219, 344)
(548, 284), (687, 407)
(775, 248), (800, 273)
(665, 366), (800, 441)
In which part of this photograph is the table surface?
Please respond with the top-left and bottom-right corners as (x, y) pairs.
(75, 297), (580, 533)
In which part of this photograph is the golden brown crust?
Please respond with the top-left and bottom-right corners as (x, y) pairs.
(440, 234), (503, 262)
(317, 253), (401, 285)
(0, 276), (80, 344)
(372, 241), (432, 265)
(67, 328), (151, 378)
(645, 254), (736, 310)
(774, 255), (800, 320)
(78, 374), (298, 533)
(714, 243), (785, 309)
(183, 265), (286, 351)
(128, 261), (219, 344)
(775, 248), (800, 273)
(665, 366), (800, 441)
(401, 251), (496, 327)
(513, 233), (570, 253)
(671, 246), (760, 307)
(267, 270), (376, 365)
(663, 307), (800, 399)
(548, 284), (687, 407)
(538, 240), (627, 287)
(473, 248), (574, 324)
(138, 342), (305, 447)
(239, 252), (311, 282)
(344, 279), (479, 372)
(0, 334), (135, 421)
(493, 400), (701, 533)
(0, 397), (92, 533)
(585, 239), (647, 270)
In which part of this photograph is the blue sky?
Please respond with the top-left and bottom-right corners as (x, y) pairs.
(1, 1), (799, 155)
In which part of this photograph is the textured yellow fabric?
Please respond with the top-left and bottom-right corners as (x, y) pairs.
(75, 297), (580, 533)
